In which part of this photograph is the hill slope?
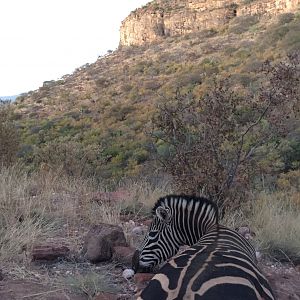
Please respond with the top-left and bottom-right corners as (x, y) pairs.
(14, 5), (300, 179)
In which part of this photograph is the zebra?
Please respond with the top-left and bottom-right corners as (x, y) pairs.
(133, 195), (275, 300)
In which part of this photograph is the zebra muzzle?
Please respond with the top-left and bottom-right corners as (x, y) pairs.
(132, 250), (153, 273)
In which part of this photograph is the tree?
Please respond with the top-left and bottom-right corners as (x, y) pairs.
(149, 53), (300, 208)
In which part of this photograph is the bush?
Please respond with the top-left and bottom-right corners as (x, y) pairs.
(31, 141), (102, 177)
(277, 13), (295, 25)
(228, 15), (259, 34)
(0, 101), (20, 166)
(149, 54), (300, 207)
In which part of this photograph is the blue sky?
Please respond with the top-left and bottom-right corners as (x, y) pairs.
(0, 0), (149, 96)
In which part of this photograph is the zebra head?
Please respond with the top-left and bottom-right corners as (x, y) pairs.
(133, 195), (218, 272)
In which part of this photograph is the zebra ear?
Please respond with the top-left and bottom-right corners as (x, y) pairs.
(156, 207), (169, 222)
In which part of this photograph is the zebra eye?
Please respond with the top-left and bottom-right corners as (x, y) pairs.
(148, 231), (158, 238)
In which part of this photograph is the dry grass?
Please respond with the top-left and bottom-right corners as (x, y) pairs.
(0, 164), (122, 264)
(3, 163), (299, 266)
(0, 164), (172, 266)
(119, 177), (173, 218)
(224, 191), (300, 261)
(82, 201), (122, 225)
(63, 269), (120, 299)
(250, 192), (300, 261)
(0, 164), (58, 263)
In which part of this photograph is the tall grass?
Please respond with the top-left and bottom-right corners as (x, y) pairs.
(0, 164), (119, 264)
(118, 177), (173, 218)
(0, 165), (57, 263)
(224, 190), (300, 261)
(0, 165), (173, 265)
(250, 192), (300, 261)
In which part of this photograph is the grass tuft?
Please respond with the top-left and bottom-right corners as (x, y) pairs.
(250, 192), (300, 261)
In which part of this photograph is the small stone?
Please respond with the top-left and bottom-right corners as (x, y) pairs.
(122, 268), (135, 280)
(132, 226), (145, 235)
(129, 220), (135, 226)
(237, 226), (250, 235)
(255, 251), (262, 260)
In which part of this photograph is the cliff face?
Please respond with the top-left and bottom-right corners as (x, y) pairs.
(120, 0), (299, 46)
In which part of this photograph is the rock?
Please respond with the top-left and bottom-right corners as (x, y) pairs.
(236, 226), (255, 240)
(82, 224), (127, 263)
(122, 268), (135, 280)
(120, 0), (298, 46)
(131, 226), (145, 235)
(31, 242), (70, 261)
(93, 292), (119, 300)
(113, 246), (135, 265)
(134, 273), (155, 285)
(256, 251), (262, 260)
(134, 273), (155, 294)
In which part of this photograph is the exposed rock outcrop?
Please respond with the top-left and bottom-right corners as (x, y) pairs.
(120, 0), (300, 46)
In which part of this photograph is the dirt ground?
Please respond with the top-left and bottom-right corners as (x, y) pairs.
(1, 260), (299, 300)
(0, 221), (299, 300)
(262, 262), (300, 300)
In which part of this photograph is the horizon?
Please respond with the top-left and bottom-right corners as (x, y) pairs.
(0, 0), (149, 96)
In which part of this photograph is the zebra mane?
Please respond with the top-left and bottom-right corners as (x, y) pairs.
(152, 194), (219, 223)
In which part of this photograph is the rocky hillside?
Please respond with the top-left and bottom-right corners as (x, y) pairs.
(13, 1), (300, 179)
(120, 0), (300, 46)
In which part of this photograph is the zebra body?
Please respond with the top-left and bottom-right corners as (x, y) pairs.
(134, 195), (275, 300)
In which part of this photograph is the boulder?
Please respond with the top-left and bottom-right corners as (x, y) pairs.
(82, 224), (127, 263)
(113, 246), (136, 265)
(32, 242), (70, 261)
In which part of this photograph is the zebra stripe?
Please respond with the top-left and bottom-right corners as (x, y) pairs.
(134, 195), (275, 300)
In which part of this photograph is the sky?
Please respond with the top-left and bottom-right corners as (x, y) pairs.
(0, 0), (150, 96)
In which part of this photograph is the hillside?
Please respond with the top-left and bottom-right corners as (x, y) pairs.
(13, 2), (300, 180)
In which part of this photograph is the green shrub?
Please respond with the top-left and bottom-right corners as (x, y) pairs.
(228, 15), (259, 34)
(0, 101), (20, 166)
(277, 13), (295, 25)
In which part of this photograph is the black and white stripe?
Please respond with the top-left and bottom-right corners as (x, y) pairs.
(133, 195), (275, 300)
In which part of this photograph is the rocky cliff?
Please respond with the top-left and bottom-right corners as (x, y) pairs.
(120, 0), (299, 46)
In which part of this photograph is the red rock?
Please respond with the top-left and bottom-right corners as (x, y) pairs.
(93, 292), (119, 300)
(134, 273), (155, 284)
(32, 242), (70, 261)
(113, 246), (135, 265)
